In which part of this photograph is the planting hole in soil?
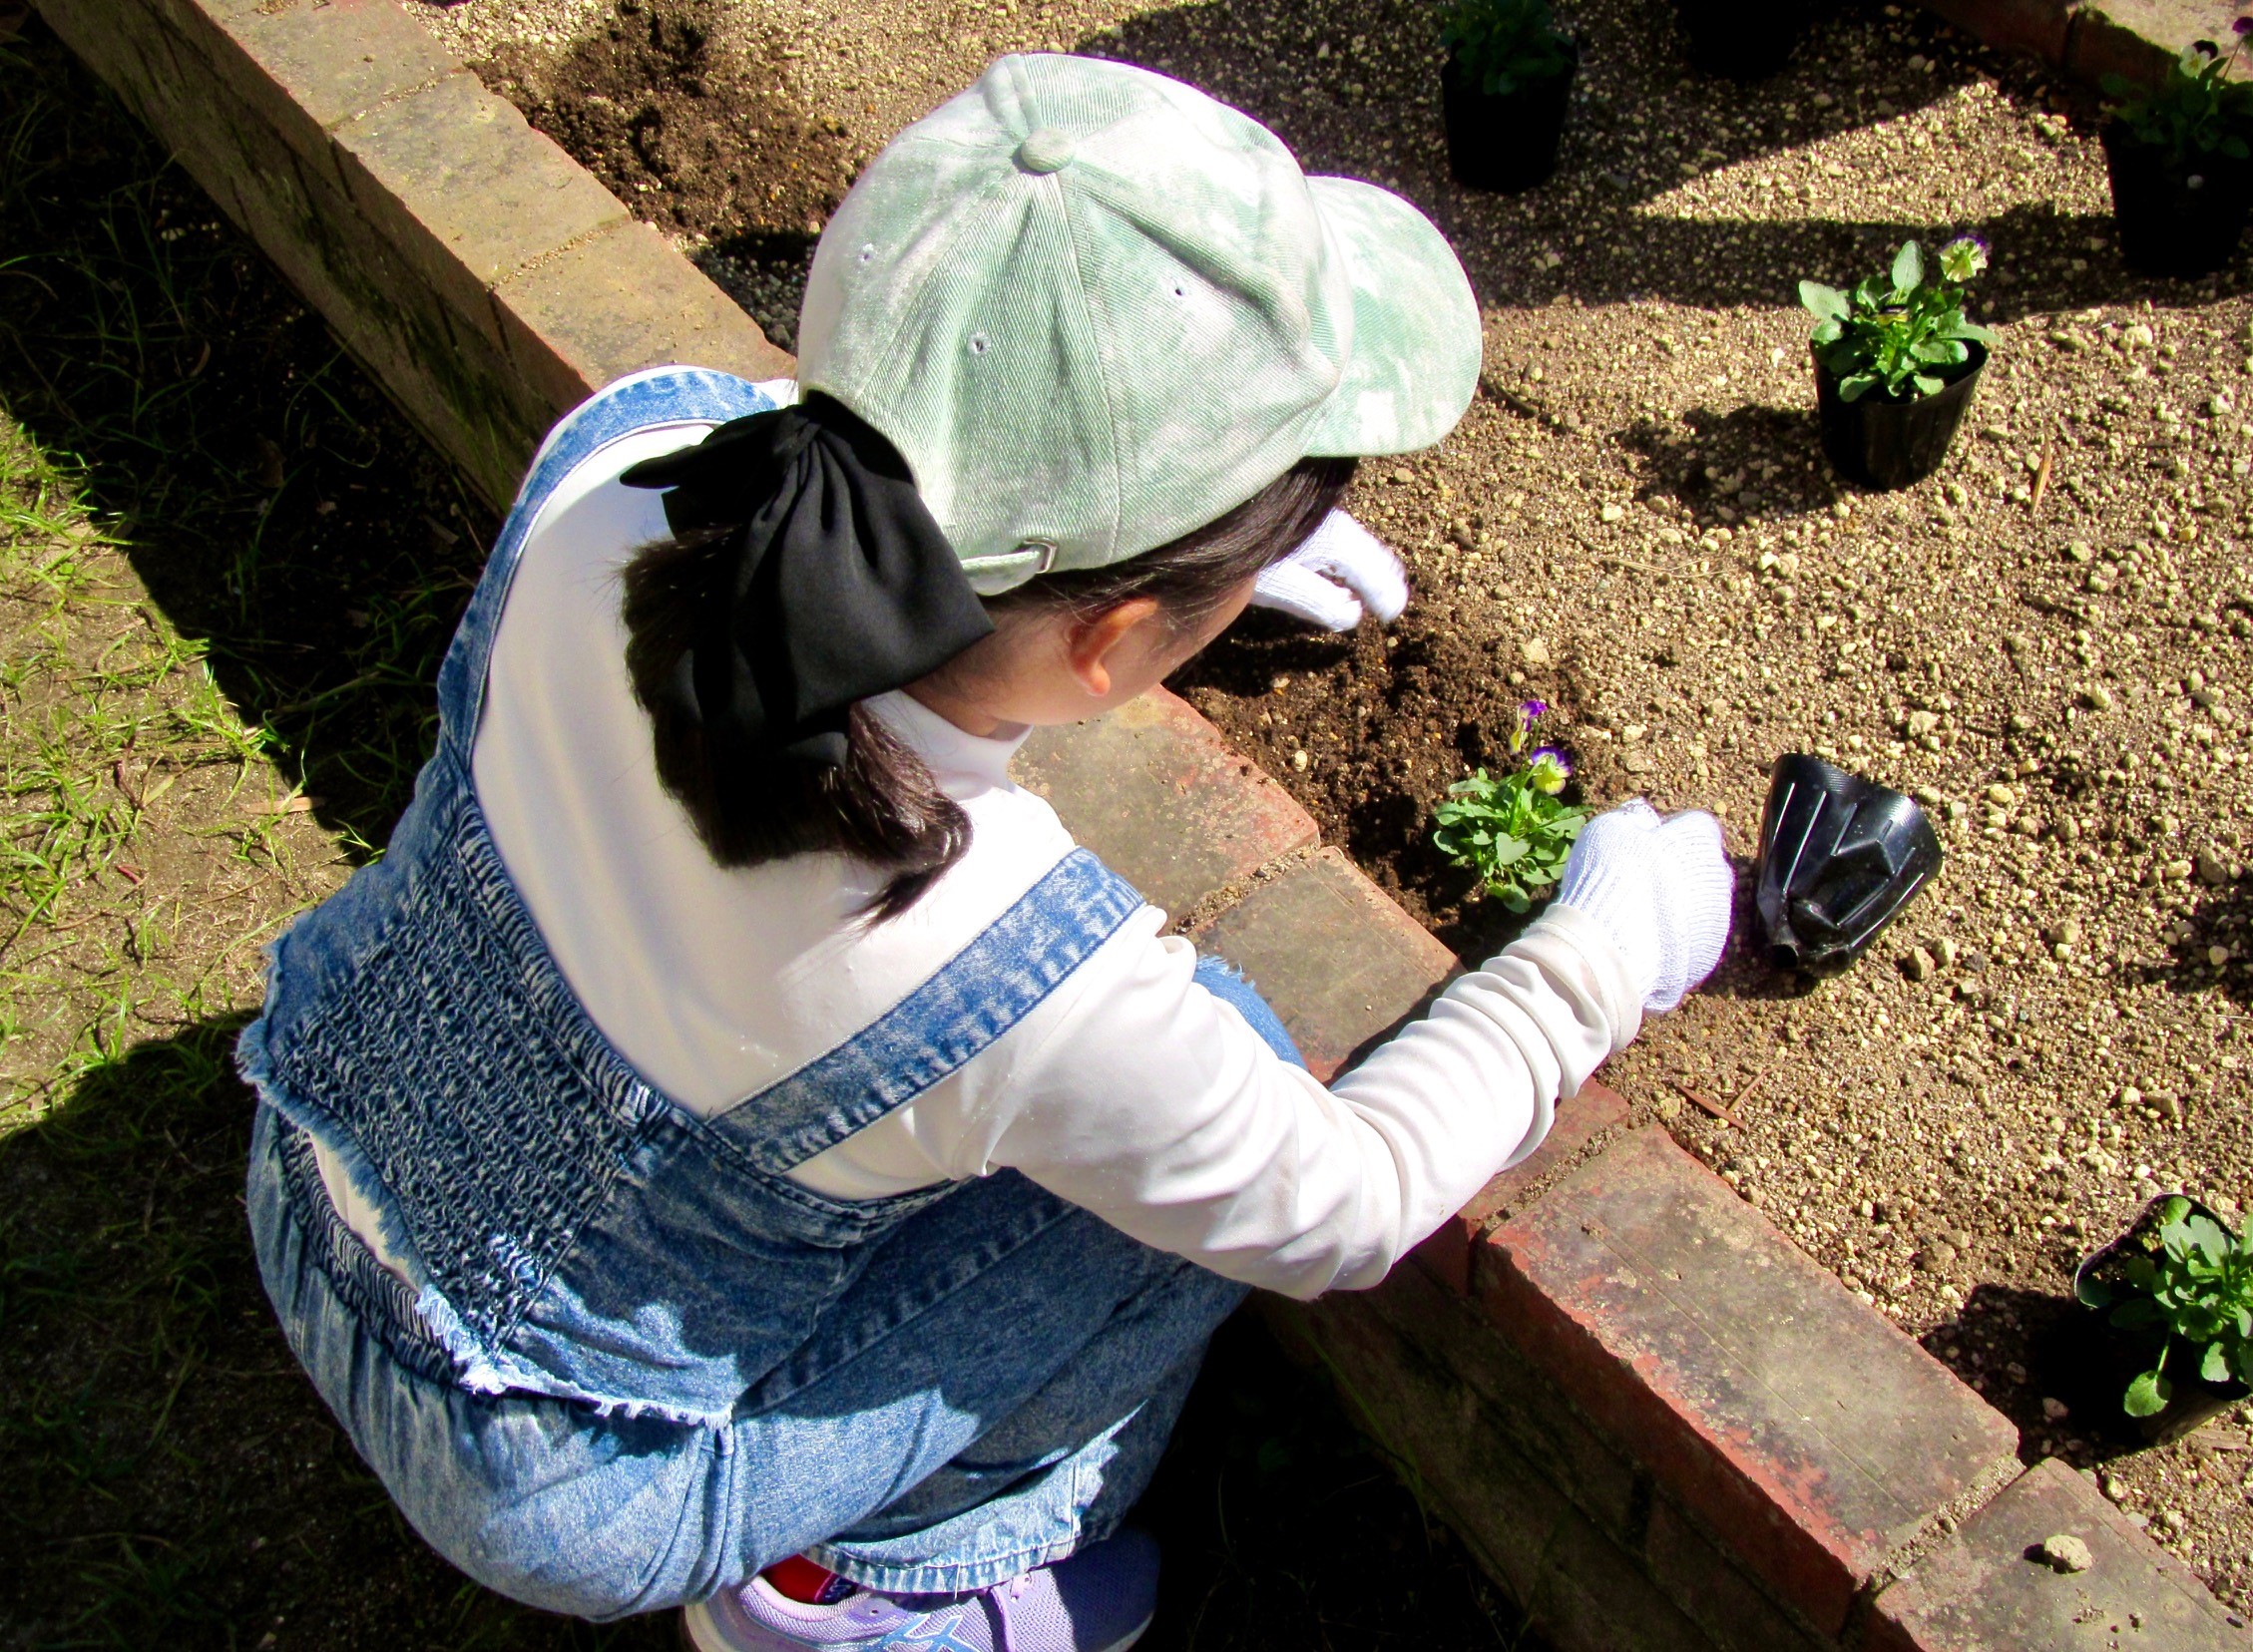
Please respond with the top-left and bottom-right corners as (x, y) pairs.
(444, 0), (2253, 1607)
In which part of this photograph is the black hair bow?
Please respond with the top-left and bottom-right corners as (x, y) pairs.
(620, 395), (994, 771)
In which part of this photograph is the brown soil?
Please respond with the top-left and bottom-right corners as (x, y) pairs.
(460, 0), (2253, 1607)
(475, 0), (853, 347)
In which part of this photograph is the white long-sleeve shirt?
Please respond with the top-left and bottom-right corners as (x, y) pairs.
(319, 415), (1641, 1301)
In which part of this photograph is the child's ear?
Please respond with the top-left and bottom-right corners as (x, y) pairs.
(1065, 598), (1163, 699)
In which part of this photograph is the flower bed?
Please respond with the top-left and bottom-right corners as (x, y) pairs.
(444, 0), (2253, 1606)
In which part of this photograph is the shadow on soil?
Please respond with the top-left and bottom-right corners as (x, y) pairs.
(1, 28), (1541, 1650)
(1076, 0), (2227, 320)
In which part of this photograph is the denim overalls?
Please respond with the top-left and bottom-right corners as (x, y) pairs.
(239, 368), (1298, 1619)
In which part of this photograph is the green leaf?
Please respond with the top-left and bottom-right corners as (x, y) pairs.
(2224, 134), (2251, 161)
(2076, 1272), (2113, 1310)
(2124, 1254), (2161, 1293)
(2201, 1341), (2235, 1383)
(1799, 280), (1849, 321)
(2124, 1367), (2172, 1417)
(1911, 373), (1945, 397)
(2188, 1215), (2231, 1268)
(1810, 317), (1845, 347)
(1952, 321), (1999, 346)
(1890, 240), (1925, 293)
(2161, 1194), (2193, 1226)
(1838, 373), (1880, 402)
(2111, 1298), (2166, 1331)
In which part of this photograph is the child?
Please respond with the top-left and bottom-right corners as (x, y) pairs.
(240, 52), (1732, 1652)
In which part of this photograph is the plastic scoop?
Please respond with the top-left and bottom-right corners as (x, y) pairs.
(1754, 753), (1942, 975)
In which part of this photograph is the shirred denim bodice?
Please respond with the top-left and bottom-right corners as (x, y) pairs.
(236, 369), (1142, 1429)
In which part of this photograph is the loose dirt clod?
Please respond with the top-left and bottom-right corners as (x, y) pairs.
(2040, 1531), (2095, 1573)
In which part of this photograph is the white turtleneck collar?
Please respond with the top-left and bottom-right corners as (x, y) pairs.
(865, 689), (1030, 792)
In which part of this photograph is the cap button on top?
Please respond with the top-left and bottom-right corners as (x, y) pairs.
(1014, 128), (1076, 175)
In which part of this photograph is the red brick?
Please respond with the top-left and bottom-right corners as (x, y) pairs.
(1012, 686), (1318, 919)
(1919, 0), (2072, 62)
(1870, 1458), (2250, 1651)
(1259, 1266), (1732, 1652)
(213, 0), (458, 161)
(491, 218), (792, 415)
(2066, 0), (2244, 90)
(1188, 848), (1455, 1082)
(332, 71), (629, 334)
(1478, 1125), (2022, 1635)
(1409, 1078), (1631, 1295)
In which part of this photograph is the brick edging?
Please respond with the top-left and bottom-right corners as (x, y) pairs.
(40, 0), (2249, 1644)
(1919, 0), (2249, 91)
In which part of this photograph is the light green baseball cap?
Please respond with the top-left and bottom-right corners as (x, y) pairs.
(795, 53), (1483, 594)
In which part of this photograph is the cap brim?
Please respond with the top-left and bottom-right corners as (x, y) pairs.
(1298, 177), (1484, 457)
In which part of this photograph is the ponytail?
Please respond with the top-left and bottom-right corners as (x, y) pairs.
(621, 453), (1357, 919)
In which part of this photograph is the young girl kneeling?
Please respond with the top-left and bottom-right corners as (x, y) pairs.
(241, 52), (1732, 1652)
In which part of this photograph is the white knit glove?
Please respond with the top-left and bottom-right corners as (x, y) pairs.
(1249, 511), (1410, 631)
(1554, 801), (1734, 1012)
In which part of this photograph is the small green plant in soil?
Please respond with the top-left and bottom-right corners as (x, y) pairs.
(1798, 237), (1997, 403)
(2077, 1195), (2253, 1418)
(2103, 27), (2253, 171)
(1432, 701), (1584, 913)
(1438, 0), (1574, 94)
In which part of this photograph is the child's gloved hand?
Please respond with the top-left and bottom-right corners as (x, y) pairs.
(1554, 800), (1734, 1012)
(1249, 511), (1409, 631)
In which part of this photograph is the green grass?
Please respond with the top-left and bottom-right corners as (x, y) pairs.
(0, 24), (1536, 1651)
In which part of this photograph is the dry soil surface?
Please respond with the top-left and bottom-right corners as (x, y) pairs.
(436, 0), (2253, 1607)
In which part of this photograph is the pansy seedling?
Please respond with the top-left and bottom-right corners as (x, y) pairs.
(2077, 1194), (2253, 1418)
(1433, 702), (1587, 913)
(1800, 237), (1998, 403)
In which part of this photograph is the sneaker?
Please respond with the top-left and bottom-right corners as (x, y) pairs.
(680, 1529), (1158, 1652)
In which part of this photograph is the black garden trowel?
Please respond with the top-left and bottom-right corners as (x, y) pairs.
(1754, 753), (1943, 976)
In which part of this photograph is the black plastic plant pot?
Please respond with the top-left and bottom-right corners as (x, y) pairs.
(1441, 45), (1578, 195)
(1754, 753), (1941, 976)
(2069, 1196), (2251, 1446)
(2101, 121), (2253, 280)
(1813, 342), (1985, 492)
(1674, 0), (1807, 78)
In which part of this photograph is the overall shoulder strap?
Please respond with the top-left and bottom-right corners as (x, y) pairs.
(718, 849), (1145, 1175)
(434, 368), (788, 759)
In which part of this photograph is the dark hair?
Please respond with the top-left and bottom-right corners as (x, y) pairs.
(622, 453), (1358, 919)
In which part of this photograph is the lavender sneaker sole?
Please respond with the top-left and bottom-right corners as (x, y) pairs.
(679, 1599), (1149, 1652)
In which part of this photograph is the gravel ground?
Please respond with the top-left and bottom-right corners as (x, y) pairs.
(432, 0), (2253, 1606)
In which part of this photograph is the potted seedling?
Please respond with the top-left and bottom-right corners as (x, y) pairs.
(1432, 701), (1586, 912)
(1673, 0), (1809, 80)
(1798, 236), (1997, 491)
(1438, 0), (1578, 194)
(2101, 28), (2253, 279)
(2073, 1193), (2253, 1446)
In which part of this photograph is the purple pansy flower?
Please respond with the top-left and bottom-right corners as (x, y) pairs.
(1526, 747), (1573, 795)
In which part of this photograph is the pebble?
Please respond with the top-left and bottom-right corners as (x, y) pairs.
(1903, 947), (1936, 982)
(1935, 937), (1960, 967)
(2082, 684), (2116, 712)
(1521, 638), (1552, 667)
(2042, 1396), (2070, 1421)
(2039, 1533), (2094, 1573)
(2196, 847), (2233, 886)
(1986, 784), (2017, 806)
(1598, 504), (1625, 524)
